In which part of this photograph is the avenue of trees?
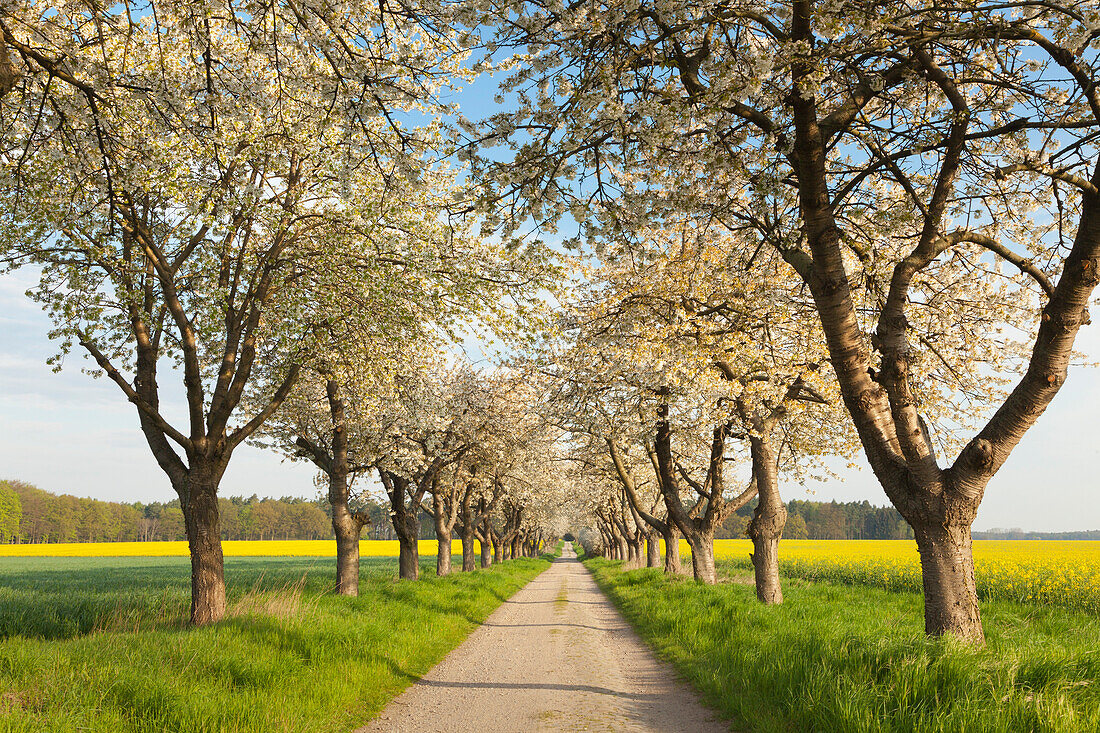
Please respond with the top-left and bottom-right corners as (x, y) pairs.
(2, 0), (1098, 645)
(470, 0), (1100, 643)
(0, 478), (916, 544)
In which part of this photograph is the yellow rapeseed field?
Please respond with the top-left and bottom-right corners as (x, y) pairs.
(0, 539), (480, 558)
(713, 538), (1100, 612)
(6, 537), (1094, 611)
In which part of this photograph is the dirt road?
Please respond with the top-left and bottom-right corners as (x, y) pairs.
(358, 543), (728, 732)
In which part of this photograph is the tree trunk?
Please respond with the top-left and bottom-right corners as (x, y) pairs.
(333, 504), (361, 596)
(459, 493), (478, 572)
(182, 476), (226, 625)
(327, 388), (362, 596)
(437, 529), (452, 577)
(480, 535), (492, 567)
(749, 530), (782, 604)
(663, 525), (681, 574)
(398, 533), (419, 580)
(687, 532), (717, 584)
(747, 434), (786, 604)
(461, 530), (476, 572)
(382, 470), (421, 581)
(492, 532), (503, 564)
(646, 532), (660, 568)
(913, 519), (983, 642)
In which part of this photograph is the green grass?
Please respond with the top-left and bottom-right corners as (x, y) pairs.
(584, 556), (1100, 732)
(0, 554), (549, 732)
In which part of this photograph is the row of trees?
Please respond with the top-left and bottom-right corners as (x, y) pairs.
(0, 475), (913, 544)
(477, 0), (1100, 643)
(260, 347), (572, 590)
(0, 0), (564, 623)
(3, 0), (1099, 647)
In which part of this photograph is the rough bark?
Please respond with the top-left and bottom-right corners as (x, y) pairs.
(645, 533), (660, 568)
(687, 534), (717, 584)
(432, 487), (455, 577)
(398, 533), (419, 580)
(462, 492), (499, 571)
(381, 471), (422, 581)
(913, 515), (983, 640)
(747, 434), (786, 605)
(333, 509), (362, 596)
(459, 491), (477, 572)
(0, 35), (19, 98)
(663, 525), (682, 574)
(437, 529), (453, 576)
(609, 438), (681, 575)
(479, 533), (492, 567)
(309, 378), (365, 597)
(499, 506), (523, 562)
(460, 531), (477, 572)
(182, 471), (226, 625)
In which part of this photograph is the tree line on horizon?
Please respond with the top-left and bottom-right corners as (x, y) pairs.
(1, 480), (333, 543)
(718, 500), (915, 541)
(7, 479), (1096, 545)
(0, 479), (504, 544)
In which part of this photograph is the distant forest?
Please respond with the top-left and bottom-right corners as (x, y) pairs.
(716, 498), (915, 540)
(719, 499), (1100, 541)
(0, 479), (1095, 543)
(0, 479), (435, 543)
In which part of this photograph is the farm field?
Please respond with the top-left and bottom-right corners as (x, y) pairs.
(585, 554), (1100, 732)
(706, 539), (1100, 613)
(0, 539), (479, 558)
(8, 538), (1093, 614)
(0, 553), (548, 732)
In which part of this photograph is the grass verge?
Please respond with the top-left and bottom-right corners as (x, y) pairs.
(584, 556), (1100, 732)
(0, 554), (549, 732)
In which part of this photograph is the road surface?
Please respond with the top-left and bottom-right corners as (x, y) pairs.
(359, 543), (728, 732)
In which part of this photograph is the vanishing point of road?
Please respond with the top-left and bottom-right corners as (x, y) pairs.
(359, 542), (728, 732)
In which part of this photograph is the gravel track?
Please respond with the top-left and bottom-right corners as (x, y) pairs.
(358, 543), (728, 732)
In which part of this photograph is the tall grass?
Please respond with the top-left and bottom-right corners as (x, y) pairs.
(585, 556), (1100, 732)
(0, 554), (548, 731)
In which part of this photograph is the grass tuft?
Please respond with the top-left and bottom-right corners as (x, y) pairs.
(227, 574), (312, 621)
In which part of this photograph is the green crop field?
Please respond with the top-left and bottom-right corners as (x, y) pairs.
(0, 554), (550, 732)
(584, 555), (1100, 732)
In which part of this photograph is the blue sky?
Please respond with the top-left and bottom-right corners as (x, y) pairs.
(1, 259), (1098, 530)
